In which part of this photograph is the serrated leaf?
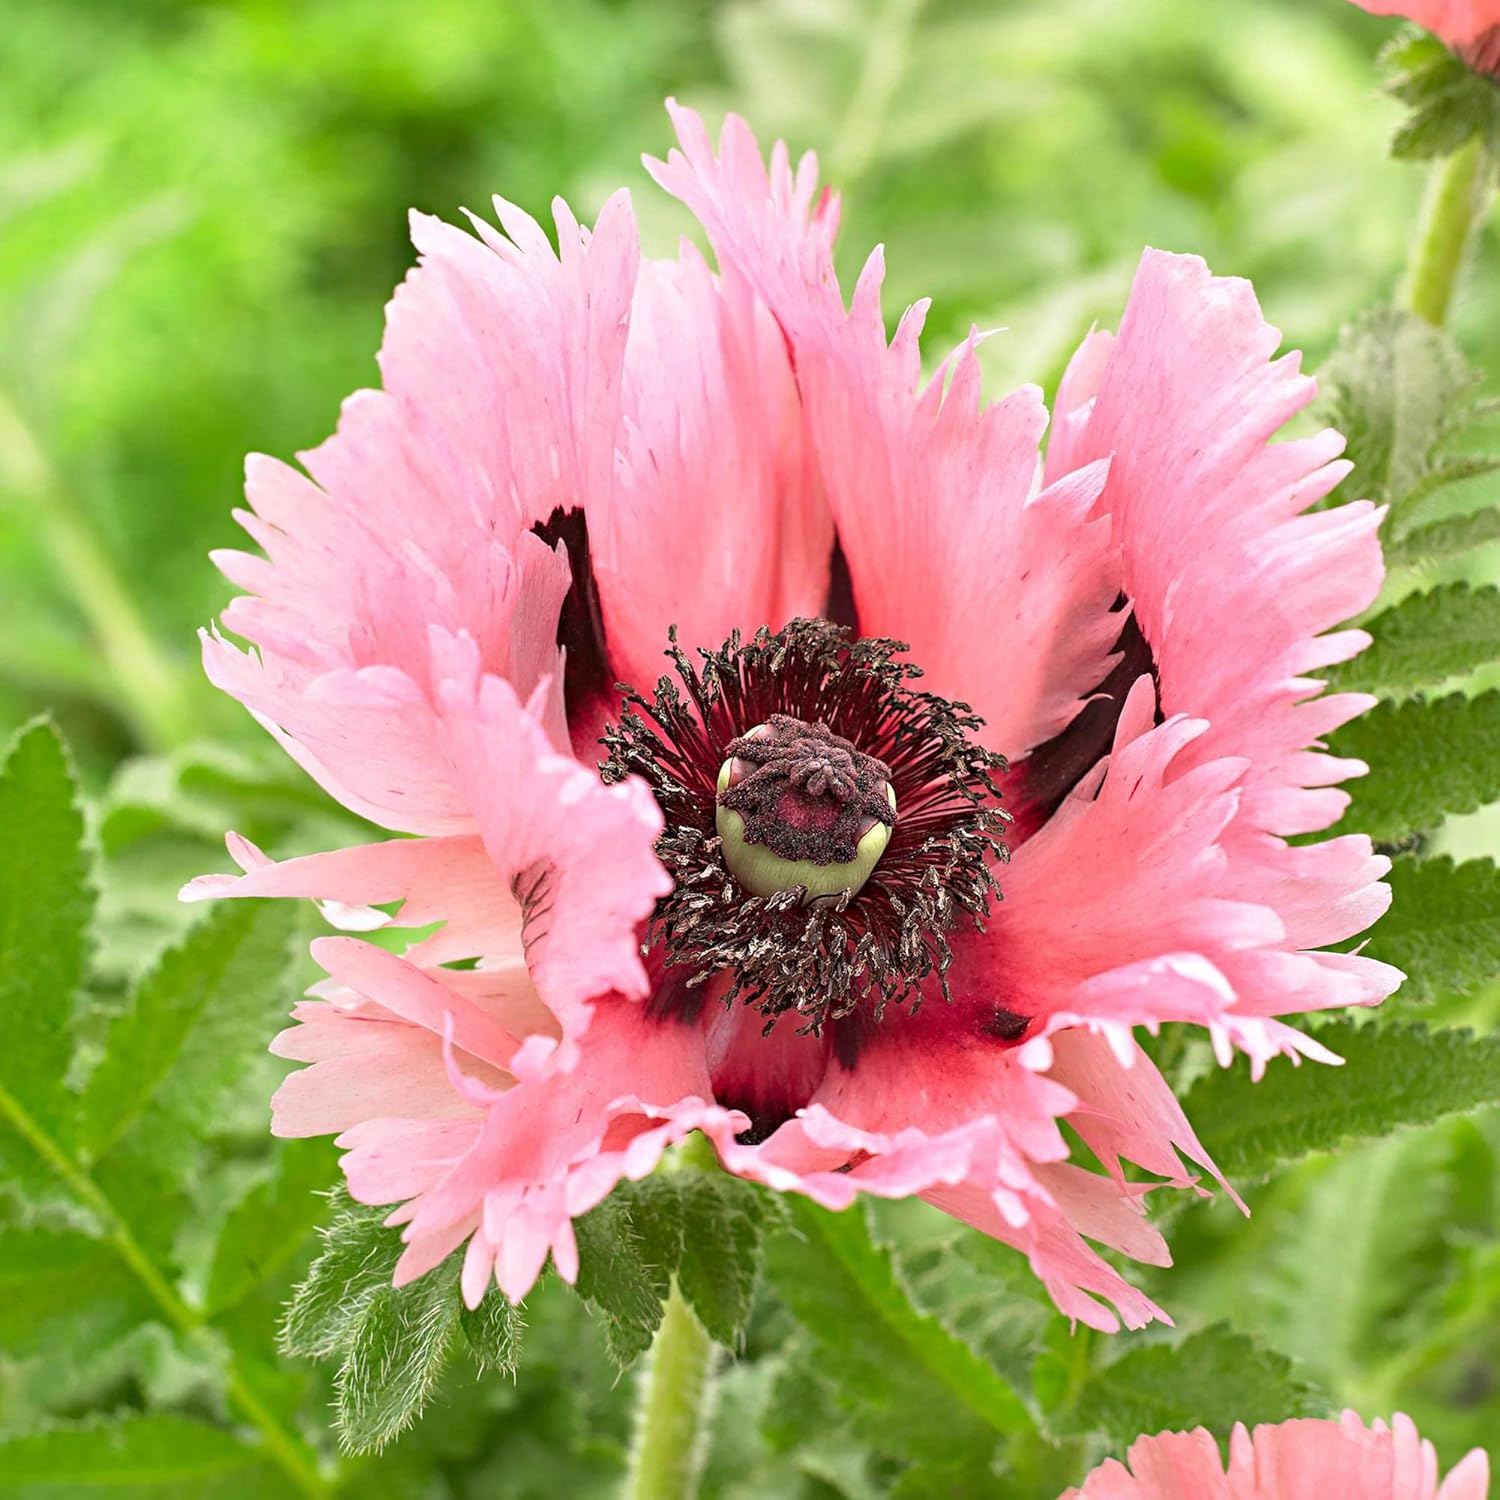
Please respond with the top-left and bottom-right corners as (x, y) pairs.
(335, 1270), (460, 1456)
(1361, 857), (1500, 1004)
(0, 1414), (276, 1493)
(81, 900), (300, 1167)
(281, 1190), (507, 1454)
(1185, 1021), (1500, 1179)
(572, 1188), (667, 1367)
(765, 1199), (1033, 1467)
(1067, 1326), (1322, 1447)
(1380, 29), (1500, 160)
(1333, 690), (1500, 842)
(281, 1192), (408, 1359)
(204, 1139), (336, 1316)
(1260, 1131), (1452, 1380)
(1319, 307), (1476, 512)
(635, 1172), (771, 1348)
(0, 720), (93, 1152)
(1329, 584), (1500, 696)
(900, 1231), (1054, 1395)
(572, 1167), (772, 1361)
(1387, 506), (1500, 568)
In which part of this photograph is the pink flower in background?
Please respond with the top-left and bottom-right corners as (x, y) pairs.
(186, 101), (1399, 1327)
(1063, 1411), (1489, 1499)
(1351, 0), (1500, 69)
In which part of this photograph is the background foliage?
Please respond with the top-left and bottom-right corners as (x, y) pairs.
(3, 0), (1500, 1495)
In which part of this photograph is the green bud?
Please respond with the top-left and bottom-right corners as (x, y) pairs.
(715, 760), (895, 903)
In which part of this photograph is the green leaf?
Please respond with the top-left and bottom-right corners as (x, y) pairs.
(1067, 1326), (1322, 1447)
(572, 1188), (668, 1367)
(81, 900), (301, 1167)
(281, 1192), (409, 1361)
(1185, 1021), (1500, 1179)
(0, 1414), (276, 1494)
(1257, 1131), (1454, 1381)
(1319, 307), (1478, 513)
(1380, 29), (1500, 160)
(204, 1139), (336, 1316)
(1386, 506), (1500, 569)
(1333, 691), (1500, 843)
(765, 1199), (1033, 1468)
(0, 1225), (150, 1357)
(282, 1190), (505, 1454)
(1362, 857), (1500, 1005)
(635, 1172), (772, 1349)
(335, 1269), (462, 1456)
(1329, 584), (1500, 696)
(460, 1289), (525, 1375)
(0, 720), (93, 1153)
(572, 1167), (773, 1361)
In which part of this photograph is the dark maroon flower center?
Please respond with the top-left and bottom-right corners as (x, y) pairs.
(600, 619), (1008, 1034)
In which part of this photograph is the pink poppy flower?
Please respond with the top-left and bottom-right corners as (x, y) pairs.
(1062, 1410), (1489, 1499)
(185, 103), (1400, 1329)
(1351, 0), (1500, 68)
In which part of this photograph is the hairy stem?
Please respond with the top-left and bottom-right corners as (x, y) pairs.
(1401, 136), (1493, 327)
(622, 1133), (722, 1500)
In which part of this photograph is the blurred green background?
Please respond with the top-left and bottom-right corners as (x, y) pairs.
(4, 0), (1494, 780)
(4, 1), (1500, 1491)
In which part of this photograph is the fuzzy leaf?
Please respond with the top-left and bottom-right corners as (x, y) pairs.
(281, 1192), (410, 1360)
(204, 1139), (337, 1316)
(0, 1414), (276, 1493)
(572, 1168), (773, 1362)
(1185, 1021), (1500, 1179)
(1380, 29), (1500, 160)
(335, 1270), (461, 1455)
(460, 1289), (525, 1375)
(765, 1199), (1033, 1467)
(1333, 690), (1500, 843)
(1330, 584), (1500, 696)
(1362, 857), (1500, 1005)
(572, 1188), (667, 1367)
(1067, 1326), (1322, 1446)
(281, 1191), (501, 1454)
(0, 721), (93, 1154)
(634, 1172), (772, 1348)
(1319, 307), (1476, 512)
(1386, 506), (1500, 569)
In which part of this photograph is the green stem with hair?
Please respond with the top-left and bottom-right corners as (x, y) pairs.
(1400, 136), (1493, 327)
(621, 1134), (722, 1500)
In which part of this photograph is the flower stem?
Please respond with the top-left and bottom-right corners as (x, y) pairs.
(622, 1134), (722, 1500)
(0, 388), (195, 752)
(623, 1284), (718, 1500)
(1400, 136), (1493, 327)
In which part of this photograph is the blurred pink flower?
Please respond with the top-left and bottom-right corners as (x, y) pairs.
(1352, 0), (1500, 65)
(186, 103), (1399, 1327)
(1063, 1411), (1489, 1499)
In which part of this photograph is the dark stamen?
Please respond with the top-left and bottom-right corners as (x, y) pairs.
(601, 619), (1009, 1033)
